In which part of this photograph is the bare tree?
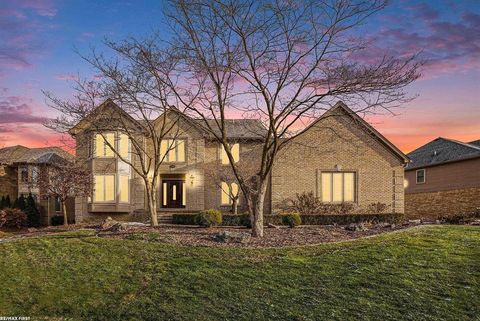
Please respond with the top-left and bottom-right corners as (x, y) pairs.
(164, 0), (421, 237)
(38, 161), (93, 226)
(44, 38), (195, 226)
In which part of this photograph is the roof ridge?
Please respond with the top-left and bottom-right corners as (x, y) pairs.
(441, 137), (480, 151)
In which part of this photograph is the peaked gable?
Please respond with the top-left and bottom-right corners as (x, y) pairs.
(291, 101), (409, 163)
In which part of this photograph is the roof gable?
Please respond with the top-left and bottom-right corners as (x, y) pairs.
(406, 137), (480, 169)
(292, 101), (409, 163)
(0, 146), (73, 165)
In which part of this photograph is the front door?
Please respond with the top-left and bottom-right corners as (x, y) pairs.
(162, 180), (185, 208)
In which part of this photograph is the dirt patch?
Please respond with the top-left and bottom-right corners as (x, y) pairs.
(98, 222), (417, 248)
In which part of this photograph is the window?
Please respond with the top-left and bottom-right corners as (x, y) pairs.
(160, 139), (185, 162)
(54, 196), (61, 212)
(31, 166), (39, 183)
(95, 133), (115, 157)
(119, 175), (129, 202)
(94, 175), (115, 202)
(320, 172), (356, 203)
(20, 166), (28, 182)
(118, 134), (130, 160)
(221, 182), (239, 205)
(221, 143), (240, 164)
(416, 169), (426, 184)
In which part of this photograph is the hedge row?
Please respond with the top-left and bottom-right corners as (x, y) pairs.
(172, 212), (404, 226)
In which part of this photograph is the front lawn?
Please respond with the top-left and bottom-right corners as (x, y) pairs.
(0, 226), (479, 320)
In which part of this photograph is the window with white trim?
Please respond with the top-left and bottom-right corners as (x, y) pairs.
(221, 143), (239, 164)
(118, 133), (130, 160)
(94, 175), (115, 202)
(416, 169), (425, 184)
(221, 182), (239, 205)
(321, 172), (356, 203)
(95, 133), (115, 157)
(119, 175), (129, 203)
(160, 139), (185, 162)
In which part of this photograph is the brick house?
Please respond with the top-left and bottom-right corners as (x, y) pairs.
(0, 145), (75, 225)
(405, 137), (480, 219)
(71, 100), (408, 223)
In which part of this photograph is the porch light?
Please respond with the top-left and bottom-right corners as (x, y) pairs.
(189, 174), (195, 186)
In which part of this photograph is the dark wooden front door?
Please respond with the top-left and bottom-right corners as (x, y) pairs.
(162, 180), (184, 208)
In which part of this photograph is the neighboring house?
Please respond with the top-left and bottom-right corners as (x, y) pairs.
(70, 100), (408, 223)
(404, 137), (480, 219)
(0, 145), (74, 225)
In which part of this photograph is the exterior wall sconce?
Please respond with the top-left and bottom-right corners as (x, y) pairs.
(334, 164), (342, 171)
(189, 174), (195, 186)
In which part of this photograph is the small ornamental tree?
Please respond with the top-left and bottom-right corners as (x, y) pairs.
(24, 193), (41, 227)
(38, 162), (93, 226)
(0, 196), (5, 209)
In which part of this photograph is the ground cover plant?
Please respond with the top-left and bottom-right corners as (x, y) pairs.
(0, 225), (478, 320)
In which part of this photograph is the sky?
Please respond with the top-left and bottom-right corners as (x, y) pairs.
(0, 0), (479, 153)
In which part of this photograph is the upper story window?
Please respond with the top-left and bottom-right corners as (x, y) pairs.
(221, 143), (240, 165)
(95, 133), (115, 158)
(321, 172), (356, 203)
(118, 134), (130, 160)
(416, 169), (426, 184)
(160, 139), (185, 163)
(20, 166), (28, 183)
(31, 166), (39, 183)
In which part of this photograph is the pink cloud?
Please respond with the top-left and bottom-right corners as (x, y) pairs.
(55, 73), (79, 81)
(19, 0), (57, 17)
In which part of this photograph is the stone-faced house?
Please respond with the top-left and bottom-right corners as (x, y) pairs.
(0, 145), (74, 225)
(70, 100), (409, 223)
(405, 137), (480, 219)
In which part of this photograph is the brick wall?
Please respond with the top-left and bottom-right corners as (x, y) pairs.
(405, 187), (480, 220)
(272, 108), (405, 214)
(0, 165), (18, 200)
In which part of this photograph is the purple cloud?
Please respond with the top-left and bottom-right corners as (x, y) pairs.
(0, 95), (48, 124)
(19, 0), (57, 17)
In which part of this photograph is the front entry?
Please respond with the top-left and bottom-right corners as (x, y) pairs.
(162, 180), (185, 208)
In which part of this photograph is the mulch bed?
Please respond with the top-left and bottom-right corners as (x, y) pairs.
(97, 222), (417, 248)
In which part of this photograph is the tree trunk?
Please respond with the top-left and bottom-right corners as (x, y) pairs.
(146, 182), (158, 227)
(62, 201), (68, 226)
(248, 180), (268, 238)
(232, 197), (238, 215)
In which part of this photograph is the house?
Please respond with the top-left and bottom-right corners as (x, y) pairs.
(0, 145), (75, 225)
(70, 100), (408, 223)
(404, 137), (480, 219)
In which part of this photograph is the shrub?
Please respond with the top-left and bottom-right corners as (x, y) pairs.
(195, 209), (222, 227)
(222, 213), (251, 227)
(290, 192), (321, 215)
(24, 194), (41, 227)
(51, 215), (64, 226)
(367, 202), (390, 214)
(281, 211), (302, 228)
(0, 208), (28, 229)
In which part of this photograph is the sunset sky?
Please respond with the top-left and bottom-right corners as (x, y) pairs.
(0, 0), (479, 153)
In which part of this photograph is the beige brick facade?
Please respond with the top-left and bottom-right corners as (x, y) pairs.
(74, 102), (407, 222)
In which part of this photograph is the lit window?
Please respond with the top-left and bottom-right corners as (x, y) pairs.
(160, 139), (186, 162)
(221, 182), (239, 205)
(95, 133), (115, 157)
(221, 143), (240, 164)
(119, 134), (130, 159)
(119, 175), (129, 203)
(416, 169), (425, 184)
(321, 172), (356, 203)
(94, 175), (115, 202)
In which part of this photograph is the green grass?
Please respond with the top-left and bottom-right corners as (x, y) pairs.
(0, 226), (479, 321)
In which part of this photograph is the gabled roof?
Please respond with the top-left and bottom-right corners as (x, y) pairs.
(468, 140), (480, 147)
(0, 146), (73, 165)
(406, 137), (480, 170)
(292, 101), (409, 163)
(192, 119), (267, 139)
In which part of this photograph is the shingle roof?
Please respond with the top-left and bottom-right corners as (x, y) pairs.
(0, 146), (73, 165)
(469, 140), (480, 147)
(406, 137), (480, 170)
(192, 119), (267, 139)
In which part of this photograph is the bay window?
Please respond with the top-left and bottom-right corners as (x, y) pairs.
(94, 175), (115, 202)
(95, 133), (115, 157)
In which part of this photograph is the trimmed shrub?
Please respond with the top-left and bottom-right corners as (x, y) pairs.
(172, 213), (197, 225)
(195, 209), (222, 227)
(366, 202), (390, 214)
(281, 211), (302, 228)
(0, 208), (28, 229)
(221, 213), (251, 227)
(51, 215), (64, 226)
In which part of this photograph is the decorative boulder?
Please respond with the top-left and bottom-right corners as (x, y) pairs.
(212, 231), (251, 243)
(100, 216), (115, 230)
